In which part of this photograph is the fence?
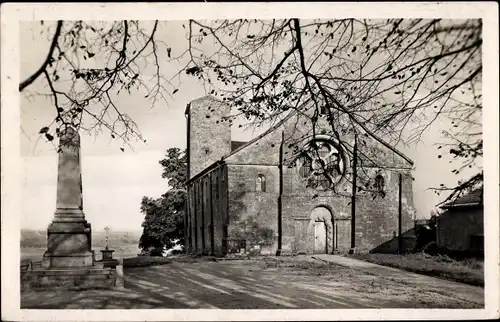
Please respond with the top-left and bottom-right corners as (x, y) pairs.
(20, 260), (41, 273)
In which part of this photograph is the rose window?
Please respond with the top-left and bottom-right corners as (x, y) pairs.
(297, 139), (346, 190)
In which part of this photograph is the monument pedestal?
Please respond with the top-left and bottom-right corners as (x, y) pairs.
(42, 209), (95, 269)
(99, 248), (119, 268)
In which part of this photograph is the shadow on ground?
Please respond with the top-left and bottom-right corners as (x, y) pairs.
(21, 257), (484, 309)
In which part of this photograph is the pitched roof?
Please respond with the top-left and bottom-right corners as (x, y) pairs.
(223, 111), (296, 160)
(441, 187), (483, 209)
(415, 218), (429, 226)
(223, 107), (414, 166)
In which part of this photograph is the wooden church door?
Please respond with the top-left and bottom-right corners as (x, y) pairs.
(314, 221), (327, 254)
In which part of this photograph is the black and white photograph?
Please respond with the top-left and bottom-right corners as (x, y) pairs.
(1, 2), (499, 321)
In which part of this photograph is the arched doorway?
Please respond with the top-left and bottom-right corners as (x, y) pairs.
(308, 207), (334, 254)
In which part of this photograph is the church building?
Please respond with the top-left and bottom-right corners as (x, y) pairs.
(184, 96), (416, 256)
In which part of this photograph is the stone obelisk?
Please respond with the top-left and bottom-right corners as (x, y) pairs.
(42, 126), (94, 268)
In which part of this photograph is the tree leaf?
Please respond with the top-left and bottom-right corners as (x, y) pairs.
(39, 127), (49, 134)
(45, 133), (54, 141)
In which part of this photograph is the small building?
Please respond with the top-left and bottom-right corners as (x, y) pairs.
(437, 187), (484, 256)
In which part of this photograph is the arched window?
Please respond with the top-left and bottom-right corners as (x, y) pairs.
(299, 155), (312, 178)
(256, 174), (266, 192)
(374, 175), (385, 197)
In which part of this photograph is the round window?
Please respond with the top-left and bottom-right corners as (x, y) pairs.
(296, 139), (346, 190)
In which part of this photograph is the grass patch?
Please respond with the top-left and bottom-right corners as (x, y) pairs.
(350, 252), (484, 287)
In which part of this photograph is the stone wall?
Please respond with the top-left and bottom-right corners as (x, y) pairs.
(223, 162), (414, 254)
(353, 172), (415, 253)
(186, 164), (228, 256)
(226, 165), (279, 254)
(280, 193), (352, 254)
(187, 96), (231, 179)
(222, 108), (415, 255)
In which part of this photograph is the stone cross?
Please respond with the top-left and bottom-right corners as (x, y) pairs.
(104, 226), (110, 249)
(42, 126), (94, 268)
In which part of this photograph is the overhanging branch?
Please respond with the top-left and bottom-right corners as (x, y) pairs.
(19, 21), (63, 92)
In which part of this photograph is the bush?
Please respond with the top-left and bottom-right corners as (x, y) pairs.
(423, 241), (438, 255)
(138, 248), (164, 257)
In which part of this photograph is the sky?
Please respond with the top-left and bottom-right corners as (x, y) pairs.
(19, 20), (480, 232)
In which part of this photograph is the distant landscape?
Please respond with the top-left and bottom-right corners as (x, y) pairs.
(21, 229), (142, 262)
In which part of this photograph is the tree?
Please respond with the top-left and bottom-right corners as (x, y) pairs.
(415, 209), (439, 252)
(22, 19), (482, 201)
(139, 148), (187, 255)
(21, 20), (170, 149)
(159, 147), (187, 190)
(432, 101), (482, 205)
(178, 18), (482, 201)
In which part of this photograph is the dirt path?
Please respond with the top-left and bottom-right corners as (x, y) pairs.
(21, 256), (484, 309)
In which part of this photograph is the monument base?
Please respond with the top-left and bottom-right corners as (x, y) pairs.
(42, 216), (95, 269)
(42, 251), (95, 268)
(21, 265), (117, 291)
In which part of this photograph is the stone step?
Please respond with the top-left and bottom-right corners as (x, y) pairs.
(30, 268), (113, 276)
(25, 277), (116, 290)
(22, 267), (117, 290)
(25, 274), (112, 281)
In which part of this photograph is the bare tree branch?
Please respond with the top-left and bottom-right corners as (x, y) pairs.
(20, 21), (63, 92)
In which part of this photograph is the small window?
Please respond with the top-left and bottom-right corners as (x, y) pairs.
(374, 174), (386, 197)
(256, 174), (266, 192)
(374, 175), (384, 191)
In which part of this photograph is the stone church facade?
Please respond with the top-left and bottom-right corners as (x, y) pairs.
(185, 96), (416, 256)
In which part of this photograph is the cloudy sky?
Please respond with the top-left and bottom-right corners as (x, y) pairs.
(19, 20), (478, 232)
